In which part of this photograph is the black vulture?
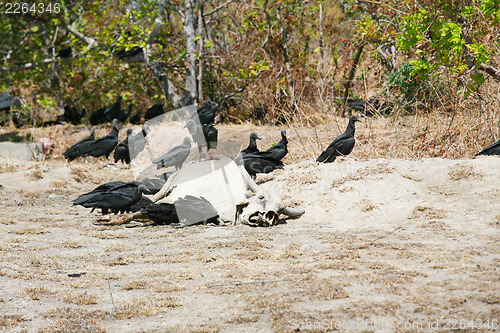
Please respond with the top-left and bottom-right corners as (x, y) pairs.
(129, 196), (153, 212)
(89, 107), (107, 125)
(114, 46), (144, 62)
(74, 181), (148, 214)
(153, 137), (192, 170)
(347, 97), (392, 116)
(476, 139), (500, 156)
(117, 103), (133, 123)
(62, 105), (86, 124)
(250, 103), (269, 122)
(129, 112), (142, 125)
(174, 195), (219, 226)
(73, 181), (127, 207)
(129, 124), (150, 161)
(203, 124), (218, 157)
(136, 177), (166, 195)
(11, 111), (25, 128)
(57, 46), (72, 59)
(346, 99), (367, 111)
(114, 128), (133, 166)
(242, 152), (284, 179)
(196, 100), (217, 125)
(141, 195), (219, 226)
(103, 96), (122, 123)
(83, 119), (120, 166)
(242, 132), (261, 154)
(184, 119), (218, 160)
(133, 170), (173, 196)
(317, 115), (361, 163)
(141, 202), (179, 225)
(265, 130), (288, 161)
(145, 104), (164, 121)
(63, 128), (95, 162)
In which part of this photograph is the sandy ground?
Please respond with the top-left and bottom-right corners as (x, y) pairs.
(0, 123), (499, 332)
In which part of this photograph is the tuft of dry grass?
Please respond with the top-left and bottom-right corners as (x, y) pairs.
(121, 280), (148, 290)
(448, 163), (483, 181)
(0, 314), (28, 327)
(426, 184), (455, 195)
(114, 296), (182, 319)
(297, 278), (350, 301)
(61, 291), (99, 305)
(358, 198), (379, 212)
(59, 240), (85, 248)
(19, 286), (55, 300)
(25, 164), (48, 180)
(0, 161), (22, 173)
(9, 227), (47, 235)
(41, 308), (107, 333)
(70, 165), (87, 183)
(50, 179), (69, 188)
(411, 206), (446, 219)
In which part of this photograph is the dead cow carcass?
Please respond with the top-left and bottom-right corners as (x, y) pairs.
(152, 157), (304, 226)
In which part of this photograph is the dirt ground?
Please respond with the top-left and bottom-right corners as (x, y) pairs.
(0, 122), (499, 332)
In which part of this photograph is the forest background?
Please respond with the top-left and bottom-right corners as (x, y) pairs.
(1, 0), (499, 157)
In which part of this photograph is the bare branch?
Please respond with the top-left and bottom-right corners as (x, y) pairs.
(479, 63), (500, 82)
(165, 0), (183, 20)
(203, 0), (235, 17)
(64, 23), (101, 53)
(0, 58), (55, 72)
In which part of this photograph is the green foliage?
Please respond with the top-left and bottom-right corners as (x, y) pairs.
(480, 0), (500, 24)
(387, 63), (423, 97)
(386, 62), (448, 113)
(396, 1), (498, 96)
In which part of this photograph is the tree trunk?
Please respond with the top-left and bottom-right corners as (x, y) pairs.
(341, 42), (365, 117)
(197, 0), (204, 103)
(183, 0), (198, 104)
(277, 7), (295, 107)
(319, 3), (325, 80)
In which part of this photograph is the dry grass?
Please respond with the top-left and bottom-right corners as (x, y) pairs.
(50, 179), (69, 188)
(0, 161), (23, 173)
(115, 296), (182, 319)
(8, 227), (47, 235)
(41, 308), (107, 333)
(61, 291), (99, 305)
(411, 206), (446, 219)
(59, 240), (85, 248)
(426, 184), (455, 195)
(358, 198), (379, 212)
(25, 164), (47, 180)
(448, 163), (483, 181)
(0, 314), (28, 328)
(70, 165), (87, 183)
(18, 287), (55, 300)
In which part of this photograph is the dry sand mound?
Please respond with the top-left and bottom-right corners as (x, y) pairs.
(0, 155), (498, 332)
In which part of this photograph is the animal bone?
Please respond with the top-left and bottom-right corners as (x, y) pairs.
(153, 158), (304, 226)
